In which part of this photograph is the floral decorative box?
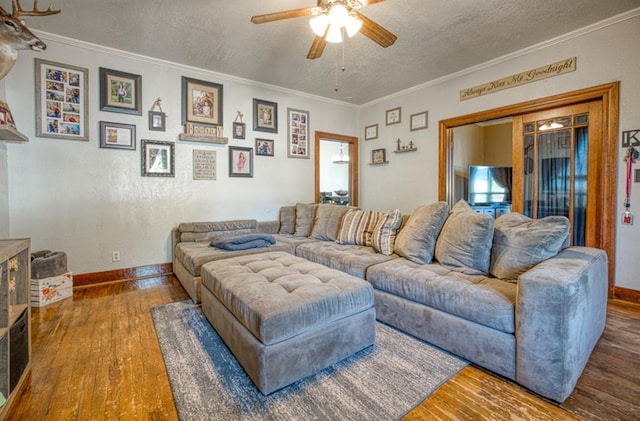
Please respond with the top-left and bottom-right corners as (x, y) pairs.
(30, 271), (73, 307)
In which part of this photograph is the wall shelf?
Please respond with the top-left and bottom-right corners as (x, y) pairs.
(178, 133), (228, 145)
(394, 148), (418, 154)
(0, 126), (28, 143)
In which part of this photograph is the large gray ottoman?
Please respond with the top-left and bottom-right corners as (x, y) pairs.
(200, 251), (376, 395)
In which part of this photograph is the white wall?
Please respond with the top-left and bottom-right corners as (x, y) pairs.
(359, 12), (640, 291)
(4, 33), (358, 274)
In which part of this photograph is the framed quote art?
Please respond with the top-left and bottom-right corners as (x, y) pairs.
(99, 67), (142, 115)
(410, 111), (428, 131)
(35, 59), (89, 141)
(386, 107), (401, 126)
(287, 108), (309, 158)
(182, 77), (223, 126)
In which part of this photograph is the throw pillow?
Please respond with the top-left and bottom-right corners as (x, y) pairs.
(337, 209), (381, 246)
(395, 202), (450, 264)
(435, 200), (494, 274)
(278, 205), (296, 235)
(310, 204), (355, 241)
(371, 209), (403, 256)
(490, 212), (570, 280)
(294, 203), (318, 237)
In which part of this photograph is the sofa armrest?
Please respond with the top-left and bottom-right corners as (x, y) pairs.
(516, 246), (608, 403)
(171, 227), (181, 268)
(258, 220), (280, 234)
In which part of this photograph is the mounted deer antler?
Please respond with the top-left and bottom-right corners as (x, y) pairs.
(0, 0), (61, 80)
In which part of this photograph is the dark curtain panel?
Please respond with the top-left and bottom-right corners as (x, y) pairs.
(573, 127), (588, 246)
(489, 167), (512, 202)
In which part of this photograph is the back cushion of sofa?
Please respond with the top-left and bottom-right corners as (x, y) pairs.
(294, 203), (318, 237)
(395, 202), (450, 264)
(178, 220), (258, 242)
(337, 209), (380, 246)
(490, 212), (570, 281)
(435, 200), (494, 274)
(278, 205), (296, 235)
(371, 209), (403, 256)
(310, 204), (355, 241)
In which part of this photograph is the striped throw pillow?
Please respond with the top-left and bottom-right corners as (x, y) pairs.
(371, 209), (403, 255)
(337, 209), (381, 246)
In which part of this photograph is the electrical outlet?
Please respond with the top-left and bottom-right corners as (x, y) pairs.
(112, 251), (120, 262)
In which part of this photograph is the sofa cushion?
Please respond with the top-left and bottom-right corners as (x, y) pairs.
(336, 209), (380, 246)
(490, 212), (570, 280)
(367, 258), (517, 333)
(371, 209), (403, 256)
(310, 204), (355, 241)
(178, 219), (258, 242)
(395, 202), (450, 264)
(435, 200), (494, 274)
(294, 203), (317, 237)
(278, 205), (296, 235)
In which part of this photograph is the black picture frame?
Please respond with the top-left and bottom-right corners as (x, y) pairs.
(233, 122), (246, 139)
(229, 146), (253, 177)
(255, 138), (274, 157)
(182, 76), (223, 126)
(148, 111), (166, 131)
(99, 67), (142, 115)
(372, 148), (387, 164)
(253, 98), (278, 133)
(142, 139), (175, 177)
(99, 121), (136, 150)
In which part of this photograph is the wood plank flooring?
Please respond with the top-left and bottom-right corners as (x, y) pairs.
(6, 276), (640, 420)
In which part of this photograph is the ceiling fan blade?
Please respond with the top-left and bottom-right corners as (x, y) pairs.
(355, 12), (397, 48)
(251, 7), (315, 24)
(360, 0), (388, 6)
(307, 35), (327, 59)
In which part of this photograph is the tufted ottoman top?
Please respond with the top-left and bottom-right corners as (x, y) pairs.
(201, 251), (374, 346)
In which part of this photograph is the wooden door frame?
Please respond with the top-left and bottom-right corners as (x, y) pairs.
(314, 131), (359, 206)
(438, 82), (619, 296)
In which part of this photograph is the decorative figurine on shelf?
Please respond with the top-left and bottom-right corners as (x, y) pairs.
(409, 140), (414, 149)
(396, 138), (401, 151)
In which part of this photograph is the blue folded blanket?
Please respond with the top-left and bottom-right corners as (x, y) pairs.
(211, 233), (276, 251)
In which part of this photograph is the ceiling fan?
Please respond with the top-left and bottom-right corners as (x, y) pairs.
(251, 0), (397, 59)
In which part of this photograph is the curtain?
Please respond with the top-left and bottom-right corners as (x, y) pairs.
(489, 167), (512, 202)
(537, 130), (571, 218)
(573, 127), (588, 246)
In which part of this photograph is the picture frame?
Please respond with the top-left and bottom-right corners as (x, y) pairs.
(0, 110), (6, 125)
(255, 138), (274, 157)
(410, 111), (428, 131)
(35, 59), (89, 141)
(364, 124), (378, 140)
(182, 76), (223, 126)
(193, 149), (216, 180)
(372, 148), (387, 164)
(287, 108), (309, 158)
(233, 122), (246, 139)
(141, 139), (175, 177)
(99, 67), (142, 115)
(386, 107), (401, 126)
(99, 121), (136, 150)
(229, 146), (253, 177)
(148, 111), (166, 131)
(254, 98), (278, 133)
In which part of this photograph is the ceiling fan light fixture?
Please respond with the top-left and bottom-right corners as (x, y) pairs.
(328, 2), (349, 27)
(310, 14), (329, 37)
(345, 14), (362, 37)
(325, 24), (343, 43)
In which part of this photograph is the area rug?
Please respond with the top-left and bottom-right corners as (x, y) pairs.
(151, 301), (468, 421)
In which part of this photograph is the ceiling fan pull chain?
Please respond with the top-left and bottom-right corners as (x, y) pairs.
(335, 47), (339, 92)
(342, 34), (346, 72)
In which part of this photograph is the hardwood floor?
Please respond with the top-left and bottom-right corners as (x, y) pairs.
(7, 276), (640, 420)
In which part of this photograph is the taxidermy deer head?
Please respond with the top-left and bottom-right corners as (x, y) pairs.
(0, 0), (60, 80)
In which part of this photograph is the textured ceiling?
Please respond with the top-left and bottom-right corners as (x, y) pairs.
(17, 0), (640, 105)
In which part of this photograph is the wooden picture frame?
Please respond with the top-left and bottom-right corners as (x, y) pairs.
(253, 98), (278, 133)
(372, 148), (387, 164)
(182, 76), (223, 126)
(35, 59), (89, 141)
(287, 108), (309, 158)
(229, 146), (253, 177)
(99, 67), (142, 115)
(233, 122), (246, 139)
(386, 107), (401, 126)
(365, 124), (378, 140)
(410, 111), (428, 131)
(148, 111), (166, 131)
(255, 138), (274, 157)
(99, 121), (136, 150)
(141, 139), (175, 177)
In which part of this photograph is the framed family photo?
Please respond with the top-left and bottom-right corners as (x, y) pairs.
(229, 146), (253, 177)
(255, 138), (274, 157)
(287, 108), (309, 158)
(99, 67), (142, 115)
(253, 98), (278, 133)
(148, 111), (166, 131)
(182, 76), (223, 126)
(35, 59), (89, 141)
(142, 139), (175, 177)
(99, 121), (136, 150)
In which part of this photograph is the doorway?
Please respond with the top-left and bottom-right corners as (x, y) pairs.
(439, 82), (619, 295)
(314, 131), (359, 206)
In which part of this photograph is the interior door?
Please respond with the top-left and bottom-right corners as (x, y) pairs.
(512, 101), (603, 247)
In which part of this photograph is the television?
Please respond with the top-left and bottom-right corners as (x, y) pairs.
(468, 165), (512, 205)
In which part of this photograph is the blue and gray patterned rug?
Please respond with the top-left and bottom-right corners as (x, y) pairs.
(152, 301), (467, 421)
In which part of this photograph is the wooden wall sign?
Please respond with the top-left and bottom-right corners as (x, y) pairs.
(459, 57), (576, 101)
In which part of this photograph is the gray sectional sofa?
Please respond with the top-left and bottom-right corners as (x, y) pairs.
(171, 200), (608, 403)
